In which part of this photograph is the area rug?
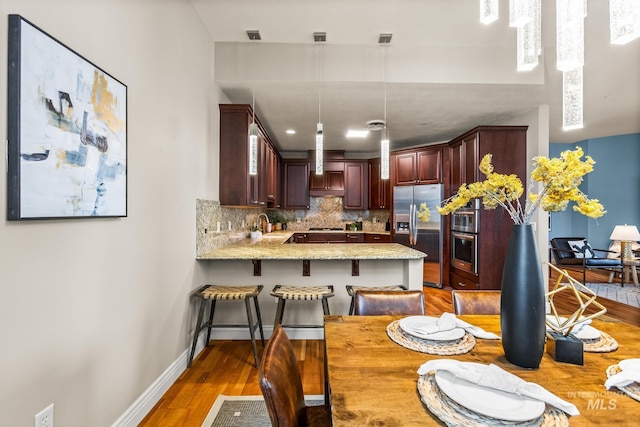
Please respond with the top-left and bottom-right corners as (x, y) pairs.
(201, 394), (325, 427)
(586, 283), (640, 308)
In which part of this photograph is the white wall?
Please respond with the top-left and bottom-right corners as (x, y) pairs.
(0, 1), (219, 425)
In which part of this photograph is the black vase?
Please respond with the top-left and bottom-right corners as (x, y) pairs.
(500, 224), (546, 369)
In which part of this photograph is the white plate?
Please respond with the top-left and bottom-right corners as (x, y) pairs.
(399, 316), (465, 341)
(545, 315), (601, 340)
(435, 368), (546, 422)
(619, 359), (640, 371)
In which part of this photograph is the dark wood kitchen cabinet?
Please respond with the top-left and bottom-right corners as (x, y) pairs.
(263, 143), (281, 207)
(344, 161), (367, 209)
(445, 126), (528, 290)
(283, 160), (310, 209)
(345, 233), (364, 243)
(309, 161), (345, 196)
(364, 233), (391, 243)
(368, 158), (391, 209)
(219, 104), (281, 207)
(449, 133), (480, 193)
(391, 146), (443, 186)
(306, 232), (348, 243)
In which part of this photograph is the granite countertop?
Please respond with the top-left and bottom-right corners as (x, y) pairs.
(198, 231), (425, 260)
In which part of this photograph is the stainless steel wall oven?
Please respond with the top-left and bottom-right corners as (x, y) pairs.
(451, 231), (478, 274)
(450, 199), (480, 274)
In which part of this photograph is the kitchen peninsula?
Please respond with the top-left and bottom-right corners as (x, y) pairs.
(197, 230), (426, 338)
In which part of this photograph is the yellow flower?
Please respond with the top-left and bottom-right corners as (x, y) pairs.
(438, 147), (605, 224)
(416, 202), (431, 222)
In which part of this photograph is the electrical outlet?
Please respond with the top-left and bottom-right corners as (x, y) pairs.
(35, 404), (54, 427)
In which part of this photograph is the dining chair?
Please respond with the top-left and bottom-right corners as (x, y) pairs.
(258, 325), (332, 427)
(353, 290), (425, 315)
(451, 290), (501, 315)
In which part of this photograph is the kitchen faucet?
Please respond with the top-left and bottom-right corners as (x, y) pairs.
(256, 213), (270, 230)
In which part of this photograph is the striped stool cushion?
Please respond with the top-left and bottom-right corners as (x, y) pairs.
(346, 285), (406, 296)
(199, 285), (263, 300)
(271, 285), (334, 301)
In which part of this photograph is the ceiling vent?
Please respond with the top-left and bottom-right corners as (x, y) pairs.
(314, 32), (326, 42)
(246, 30), (261, 41)
(366, 120), (386, 131)
(378, 33), (393, 44)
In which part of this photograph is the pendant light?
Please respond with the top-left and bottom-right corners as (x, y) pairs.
(480, 0), (499, 25)
(249, 88), (258, 175)
(379, 34), (392, 180)
(314, 33), (326, 175)
(247, 30), (260, 175)
(610, 0), (640, 44)
(556, 0), (586, 130)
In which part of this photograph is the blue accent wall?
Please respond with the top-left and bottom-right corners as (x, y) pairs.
(549, 133), (640, 250)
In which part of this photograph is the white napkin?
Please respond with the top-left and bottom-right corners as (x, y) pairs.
(403, 312), (457, 335)
(454, 316), (501, 340)
(546, 316), (592, 335)
(404, 313), (500, 339)
(418, 359), (580, 416)
(605, 364), (640, 390)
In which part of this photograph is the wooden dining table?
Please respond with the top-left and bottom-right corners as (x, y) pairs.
(323, 314), (640, 426)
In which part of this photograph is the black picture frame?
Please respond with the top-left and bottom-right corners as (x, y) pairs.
(7, 15), (127, 220)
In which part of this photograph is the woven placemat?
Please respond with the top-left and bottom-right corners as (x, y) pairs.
(417, 373), (570, 427)
(582, 331), (618, 353)
(386, 321), (476, 355)
(606, 364), (640, 402)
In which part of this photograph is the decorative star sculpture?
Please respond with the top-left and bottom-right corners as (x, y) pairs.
(546, 263), (607, 336)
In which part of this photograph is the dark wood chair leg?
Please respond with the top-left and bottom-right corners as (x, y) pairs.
(274, 298), (285, 327)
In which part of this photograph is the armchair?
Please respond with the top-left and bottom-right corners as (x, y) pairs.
(549, 237), (625, 286)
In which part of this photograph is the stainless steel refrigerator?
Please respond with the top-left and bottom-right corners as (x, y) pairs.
(393, 184), (443, 288)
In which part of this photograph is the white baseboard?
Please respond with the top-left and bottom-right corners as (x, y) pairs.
(111, 332), (206, 427)
(112, 325), (323, 425)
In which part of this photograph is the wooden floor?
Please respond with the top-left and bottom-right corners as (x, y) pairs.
(139, 270), (639, 426)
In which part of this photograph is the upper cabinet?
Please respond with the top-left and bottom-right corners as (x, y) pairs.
(263, 143), (281, 208)
(283, 160), (310, 209)
(368, 158), (390, 209)
(309, 160), (345, 196)
(391, 146), (443, 186)
(219, 104), (281, 207)
(449, 133), (480, 194)
(344, 161), (367, 210)
(448, 126), (527, 198)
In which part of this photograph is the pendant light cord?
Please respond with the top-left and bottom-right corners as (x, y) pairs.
(383, 45), (388, 126)
(318, 43), (323, 123)
(251, 42), (256, 123)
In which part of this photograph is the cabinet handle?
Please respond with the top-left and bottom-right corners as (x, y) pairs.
(458, 282), (468, 288)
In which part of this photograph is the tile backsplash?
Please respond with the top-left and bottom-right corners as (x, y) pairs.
(196, 197), (390, 257)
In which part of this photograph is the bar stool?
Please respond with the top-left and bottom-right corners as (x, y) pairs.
(345, 285), (408, 315)
(188, 284), (265, 368)
(270, 285), (335, 329)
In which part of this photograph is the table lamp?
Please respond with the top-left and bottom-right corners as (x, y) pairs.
(609, 224), (640, 260)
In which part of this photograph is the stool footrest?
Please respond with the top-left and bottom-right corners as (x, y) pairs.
(280, 324), (325, 329)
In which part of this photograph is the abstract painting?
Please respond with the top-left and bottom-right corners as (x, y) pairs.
(7, 15), (127, 219)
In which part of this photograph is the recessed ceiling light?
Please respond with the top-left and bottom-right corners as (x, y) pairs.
(286, 129), (296, 134)
(346, 130), (369, 138)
